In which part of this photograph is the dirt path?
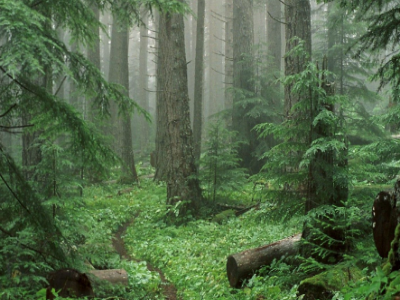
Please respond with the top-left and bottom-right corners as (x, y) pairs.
(112, 219), (178, 300)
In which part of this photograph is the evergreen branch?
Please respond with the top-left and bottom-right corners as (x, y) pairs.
(0, 171), (31, 216)
(0, 224), (60, 268)
(0, 66), (33, 95)
(0, 104), (17, 118)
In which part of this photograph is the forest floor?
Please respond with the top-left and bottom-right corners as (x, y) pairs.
(112, 217), (178, 300)
(76, 176), (379, 299)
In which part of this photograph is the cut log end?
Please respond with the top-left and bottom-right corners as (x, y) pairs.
(227, 255), (240, 288)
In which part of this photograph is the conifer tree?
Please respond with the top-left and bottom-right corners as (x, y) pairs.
(155, 1), (203, 220)
(0, 0), (190, 294)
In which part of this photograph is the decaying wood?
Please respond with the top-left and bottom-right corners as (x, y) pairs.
(216, 202), (260, 216)
(89, 269), (129, 286)
(373, 191), (397, 258)
(226, 233), (301, 288)
(235, 203), (260, 216)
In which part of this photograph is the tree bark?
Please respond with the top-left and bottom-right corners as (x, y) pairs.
(226, 233), (301, 288)
(138, 11), (149, 153)
(232, 0), (259, 173)
(193, 0), (205, 164)
(109, 16), (138, 182)
(156, 3), (203, 218)
(267, 0), (282, 75)
(86, 1), (101, 124)
(373, 191), (397, 258)
(284, 0), (311, 117)
(224, 0), (233, 112)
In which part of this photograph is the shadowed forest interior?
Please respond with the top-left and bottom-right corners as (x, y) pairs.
(1, 0), (400, 299)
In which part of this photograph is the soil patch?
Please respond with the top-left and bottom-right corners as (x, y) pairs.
(113, 218), (178, 300)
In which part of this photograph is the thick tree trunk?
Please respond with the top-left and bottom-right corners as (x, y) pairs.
(109, 17), (138, 182)
(226, 233), (301, 288)
(156, 3), (203, 218)
(373, 191), (397, 258)
(284, 0), (311, 117)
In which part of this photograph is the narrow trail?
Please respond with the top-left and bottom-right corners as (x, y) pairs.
(112, 218), (178, 300)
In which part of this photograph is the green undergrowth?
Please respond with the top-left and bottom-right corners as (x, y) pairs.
(117, 181), (302, 299)
(44, 180), (167, 299)
(48, 178), (382, 300)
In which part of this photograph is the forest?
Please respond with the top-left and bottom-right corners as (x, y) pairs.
(1, 0), (400, 299)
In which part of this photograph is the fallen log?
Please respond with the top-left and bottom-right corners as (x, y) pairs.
(226, 233), (301, 288)
(88, 269), (129, 286)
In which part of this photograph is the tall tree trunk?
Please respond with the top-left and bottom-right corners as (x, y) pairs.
(156, 5), (203, 219)
(208, 2), (225, 119)
(326, 2), (349, 208)
(109, 16), (138, 182)
(186, 0), (196, 123)
(267, 0), (282, 76)
(284, 0), (312, 117)
(86, 2), (101, 123)
(139, 11), (150, 152)
(100, 11), (112, 80)
(232, 0), (258, 173)
(154, 11), (168, 181)
(224, 0), (233, 112)
(193, 0), (205, 164)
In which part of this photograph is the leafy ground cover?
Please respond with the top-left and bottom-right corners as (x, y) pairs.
(30, 173), (383, 300)
(119, 179), (303, 299)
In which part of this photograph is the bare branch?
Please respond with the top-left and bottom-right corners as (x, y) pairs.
(268, 11), (288, 25)
(0, 104), (17, 118)
(54, 76), (66, 97)
(0, 124), (34, 129)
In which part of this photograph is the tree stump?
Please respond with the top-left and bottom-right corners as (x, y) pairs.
(226, 233), (301, 288)
(373, 191), (397, 258)
(46, 268), (94, 299)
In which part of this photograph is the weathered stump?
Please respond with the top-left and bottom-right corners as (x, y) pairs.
(226, 233), (301, 288)
(46, 268), (94, 299)
(373, 191), (397, 258)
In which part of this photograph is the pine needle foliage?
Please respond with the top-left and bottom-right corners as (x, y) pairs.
(338, 0), (400, 90)
(256, 41), (346, 218)
(0, 0), (190, 297)
(199, 119), (248, 202)
(313, 1), (378, 101)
